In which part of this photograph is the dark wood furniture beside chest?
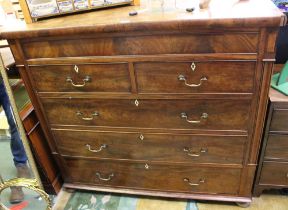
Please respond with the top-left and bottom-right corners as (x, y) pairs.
(253, 88), (288, 196)
(1, 0), (285, 205)
(17, 92), (63, 194)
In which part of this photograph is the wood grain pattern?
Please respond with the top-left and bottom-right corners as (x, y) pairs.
(1, 0), (285, 39)
(52, 129), (246, 164)
(41, 98), (251, 131)
(64, 158), (241, 195)
(21, 33), (258, 59)
(270, 109), (288, 132)
(259, 161), (288, 186)
(2, 0), (283, 202)
(29, 63), (131, 93)
(135, 61), (256, 93)
(264, 134), (288, 161)
(25, 54), (258, 65)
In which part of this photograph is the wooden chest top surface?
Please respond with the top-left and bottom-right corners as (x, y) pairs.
(0, 0), (285, 39)
(270, 88), (288, 103)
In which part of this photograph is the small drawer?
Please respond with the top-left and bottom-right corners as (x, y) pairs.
(41, 98), (251, 131)
(28, 63), (131, 93)
(265, 134), (288, 161)
(52, 129), (246, 164)
(270, 109), (288, 132)
(22, 33), (258, 58)
(64, 158), (241, 195)
(135, 61), (255, 94)
(259, 162), (288, 186)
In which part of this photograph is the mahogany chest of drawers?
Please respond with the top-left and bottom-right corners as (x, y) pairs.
(254, 88), (288, 196)
(1, 0), (285, 205)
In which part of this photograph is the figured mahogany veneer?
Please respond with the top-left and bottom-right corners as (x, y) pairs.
(52, 129), (247, 164)
(29, 63), (131, 93)
(41, 98), (251, 131)
(29, 61), (257, 94)
(135, 61), (256, 94)
(21, 33), (259, 59)
(64, 158), (241, 195)
(1, 0), (285, 204)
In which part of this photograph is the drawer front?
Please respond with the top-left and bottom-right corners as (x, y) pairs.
(65, 159), (241, 195)
(22, 33), (258, 58)
(29, 63), (131, 93)
(270, 109), (288, 132)
(259, 162), (288, 186)
(265, 134), (288, 160)
(42, 98), (251, 131)
(135, 61), (255, 93)
(52, 129), (246, 164)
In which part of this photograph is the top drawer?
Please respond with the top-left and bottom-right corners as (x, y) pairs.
(135, 61), (255, 94)
(270, 109), (288, 132)
(28, 63), (131, 93)
(22, 33), (258, 58)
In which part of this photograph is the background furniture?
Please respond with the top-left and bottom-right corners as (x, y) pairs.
(16, 85), (62, 194)
(1, 0), (285, 206)
(253, 88), (288, 196)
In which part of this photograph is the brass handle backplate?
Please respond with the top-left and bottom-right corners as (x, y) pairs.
(66, 75), (91, 87)
(183, 178), (205, 186)
(183, 147), (208, 157)
(178, 74), (207, 87)
(86, 144), (107, 153)
(76, 111), (99, 121)
(180, 112), (208, 124)
(95, 172), (114, 181)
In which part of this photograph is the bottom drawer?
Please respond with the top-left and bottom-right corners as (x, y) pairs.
(64, 158), (241, 195)
(259, 162), (288, 186)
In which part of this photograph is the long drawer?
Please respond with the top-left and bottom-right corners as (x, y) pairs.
(22, 33), (258, 58)
(42, 98), (251, 131)
(64, 158), (241, 195)
(29, 63), (131, 93)
(264, 134), (288, 160)
(52, 129), (246, 164)
(259, 161), (288, 186)
(135, 61), (255, 93)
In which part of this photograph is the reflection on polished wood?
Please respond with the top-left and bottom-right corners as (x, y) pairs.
(0, 0), (285, 39)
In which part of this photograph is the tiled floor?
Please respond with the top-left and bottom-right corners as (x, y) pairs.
(53, 189), (288, 210)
